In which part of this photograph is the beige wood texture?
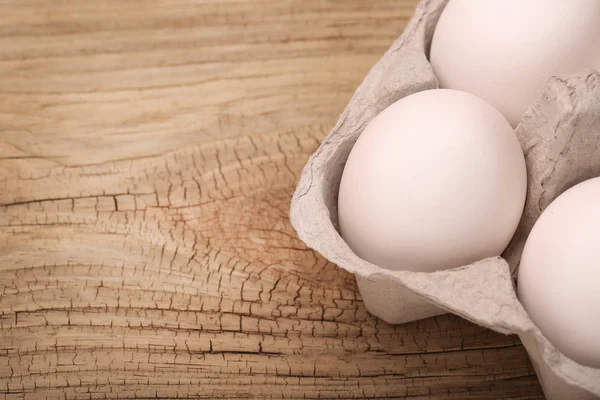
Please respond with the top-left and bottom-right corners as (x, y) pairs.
(0, 1), (544, 399)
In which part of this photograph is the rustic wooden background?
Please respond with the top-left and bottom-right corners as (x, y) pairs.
(0, 0), (545, 399)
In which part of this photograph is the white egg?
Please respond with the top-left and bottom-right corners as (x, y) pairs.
(430, 0), (600, 127)
(338, 89), (526, 273)
(518, 178), (600, 368)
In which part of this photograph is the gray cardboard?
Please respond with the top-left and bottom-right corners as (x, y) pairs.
(289, 0), (600, 398)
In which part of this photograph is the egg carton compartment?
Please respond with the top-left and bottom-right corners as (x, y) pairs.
(289, 0), (600, 398)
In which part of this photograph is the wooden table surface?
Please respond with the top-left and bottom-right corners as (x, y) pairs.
(0, 1), (545, 399)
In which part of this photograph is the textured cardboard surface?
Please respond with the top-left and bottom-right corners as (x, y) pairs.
(290, 0), (600, 398)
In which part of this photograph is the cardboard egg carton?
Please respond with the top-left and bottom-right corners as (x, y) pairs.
(289, 0), (600, 398)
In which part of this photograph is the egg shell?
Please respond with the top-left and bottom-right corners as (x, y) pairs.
(338, 89), (527, 274)
(290, 0), (600, 398)
(430, 0), (600, 127)
(518, 177), (600, 369)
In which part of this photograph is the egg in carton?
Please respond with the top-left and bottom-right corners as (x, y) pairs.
(289, 0), (600, 398)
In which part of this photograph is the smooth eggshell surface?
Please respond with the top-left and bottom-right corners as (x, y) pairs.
(518, 177), (600, 369)
(430, 0), (600, 127)
(338, 89), (527, 273)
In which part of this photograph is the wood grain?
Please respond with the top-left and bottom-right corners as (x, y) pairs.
(0, 0), (544, 399)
